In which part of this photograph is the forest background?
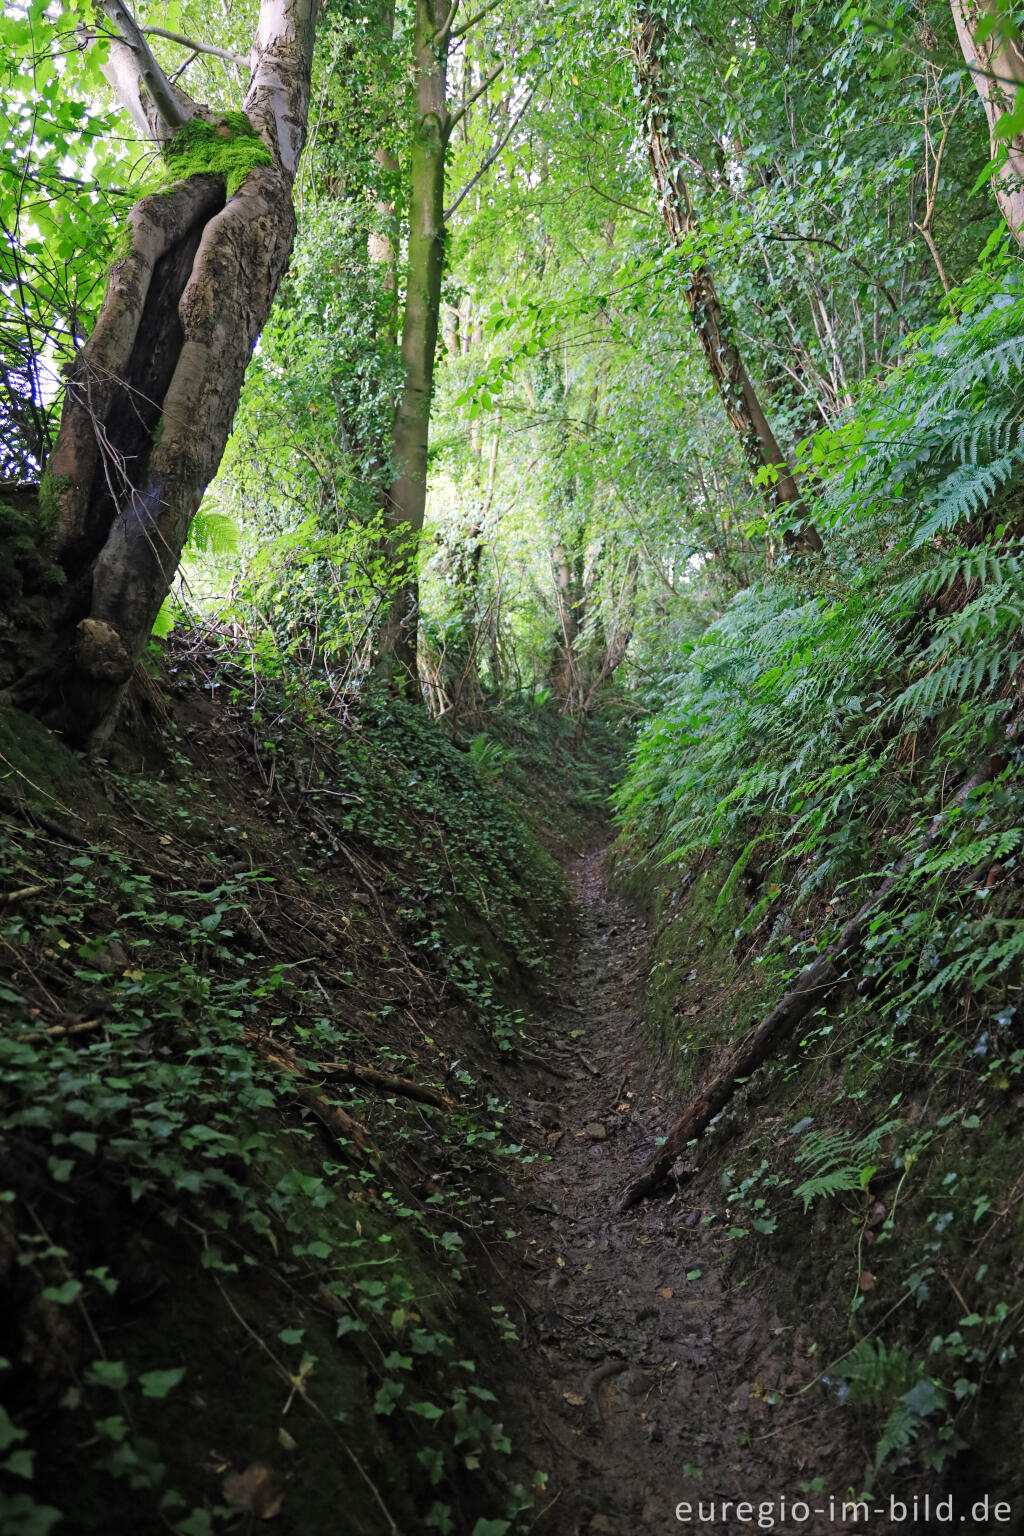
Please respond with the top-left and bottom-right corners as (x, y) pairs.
(3, 0), (1024, 1525)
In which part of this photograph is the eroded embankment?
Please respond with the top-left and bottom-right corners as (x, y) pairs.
(0, 651), (605, 1536)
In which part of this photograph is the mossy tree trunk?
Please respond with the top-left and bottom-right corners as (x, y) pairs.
(374, 0), (453, 693)
(21, 0), (316, 744)
(953, 0), (1024, 248)
(632, 6), (822, 557)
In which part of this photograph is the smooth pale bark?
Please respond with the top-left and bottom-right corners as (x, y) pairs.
(35, 0), (316, 743)
(632, 9), (821, 555)
(953, 0), (1024, 247)
(376, 0), (452, 691)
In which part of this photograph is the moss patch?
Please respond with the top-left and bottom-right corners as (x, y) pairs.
(161, 111), (272, 199)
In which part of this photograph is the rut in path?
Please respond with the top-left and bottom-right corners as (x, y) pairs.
(501, 848), (862, 1536)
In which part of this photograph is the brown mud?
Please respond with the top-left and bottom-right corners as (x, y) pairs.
(501, 848), (863, 1536)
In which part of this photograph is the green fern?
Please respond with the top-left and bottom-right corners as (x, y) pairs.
(837, 1339), (944, 1469)
(792, 1129), (862, 1209)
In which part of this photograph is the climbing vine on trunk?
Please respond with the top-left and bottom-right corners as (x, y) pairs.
(24, 0), (316, 744)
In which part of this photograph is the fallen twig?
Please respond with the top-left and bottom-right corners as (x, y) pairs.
(0, 884), (45, 907)
(14, 1017), (105, 1043)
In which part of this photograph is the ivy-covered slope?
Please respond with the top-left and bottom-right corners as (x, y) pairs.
(613, 270), (1024, 1495)
(0, 632), (581, 1536)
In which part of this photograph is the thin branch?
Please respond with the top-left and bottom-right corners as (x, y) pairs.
(445, 83), (531, 217)
(584, 170), (655, 222)
(762, 228), (900, 311)
(446, 61), (503, 135)
(451, 0), (501, 40)
(95, 0), (196, 135)
(435, 0), (460, 44)
(140, 25), (248, 68)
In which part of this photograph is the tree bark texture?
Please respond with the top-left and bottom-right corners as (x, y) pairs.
(376, 0), (452, 691)
(34, 0), (316, 743)
(632, 8), (821, 555)
(953, 0), (1024, 248)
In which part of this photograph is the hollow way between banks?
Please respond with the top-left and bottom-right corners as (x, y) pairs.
(494, 847), (863, 1536)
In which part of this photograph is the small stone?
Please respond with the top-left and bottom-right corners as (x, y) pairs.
(586, 1122), (607, 1140)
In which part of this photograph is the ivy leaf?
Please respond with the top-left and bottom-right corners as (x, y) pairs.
(901, 1378), (942, 1418)
(2, 1449), (34, 1479)
(138, 1368), (186, 1399)
(86, 1360), (129, 1390)
(41, 1280), (83, 1306)
(0, 1405), (27, 1450)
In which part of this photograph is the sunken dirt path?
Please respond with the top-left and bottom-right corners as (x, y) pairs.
(500, 848), (859, 1536)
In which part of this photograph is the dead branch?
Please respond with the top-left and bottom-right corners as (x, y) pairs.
(0, 884), (45, 907)
(251, 1039), (376, 1156)
(618, 756), (1006, 1211)
(13, 1017), (105, 1043)
(319, 1060), (453, 1112)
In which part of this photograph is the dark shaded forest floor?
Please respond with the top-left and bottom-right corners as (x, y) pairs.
(4, 659), (1017, 1533)
(498, 849), (864, 1536)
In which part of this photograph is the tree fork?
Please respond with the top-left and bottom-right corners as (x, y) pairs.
(19, 0), (317, 745)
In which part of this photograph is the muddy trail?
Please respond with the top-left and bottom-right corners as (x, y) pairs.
(500, 848), (862, 1536)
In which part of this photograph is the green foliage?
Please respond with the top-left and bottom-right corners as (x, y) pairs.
(0, 661), (567, 1529)
(0, 1), (124, 473)
(798, 275), (1024, 548)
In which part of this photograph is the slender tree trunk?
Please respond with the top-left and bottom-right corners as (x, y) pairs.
(549, 540), (586, 710)
(632, 7), (821, 555)
(18, 0), (317, 744)
(953, 0), (1024, 247)
(376, 0), (452, 692)
(442, 424), (498, 726)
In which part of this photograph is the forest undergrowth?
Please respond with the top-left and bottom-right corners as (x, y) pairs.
(612, 265), (1024, 1508)
(0, 635), (612, 1536)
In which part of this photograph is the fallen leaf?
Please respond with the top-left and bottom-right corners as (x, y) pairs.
(859, 1271), (876, 1292)
(562, 1391), (585, 1406)
(656, 1286), (674, 1299)
(278, 1427), (297, 1453)
(222, 1462), (283, 1520)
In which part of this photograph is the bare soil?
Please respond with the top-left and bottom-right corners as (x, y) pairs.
(500, 848), (863, 1536)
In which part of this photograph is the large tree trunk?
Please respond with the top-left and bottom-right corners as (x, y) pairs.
(375, 0), (452, 692)
(23, 0), (316, 744)
(632, 8), (821, 555)
(953, 0), (1024, 247)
